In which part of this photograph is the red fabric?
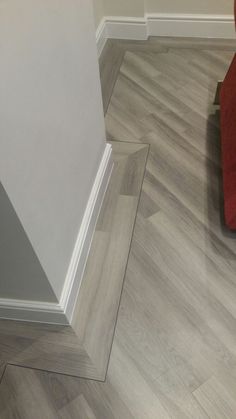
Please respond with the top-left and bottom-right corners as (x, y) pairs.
(220, 54), (236, 229)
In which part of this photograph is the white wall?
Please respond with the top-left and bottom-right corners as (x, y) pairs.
(146, 0), (233, 15)
(93, 0), (104, 27)
(92, 0), (144, 29)
(103, 0), (144, 17)
(0, 0), (106, 302)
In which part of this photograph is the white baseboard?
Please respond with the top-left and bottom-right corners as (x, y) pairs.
(0, 299), (67, 325)
(61, 143), (113, 323)
(147, 14), (235, 39)
(96, 14), (235, 55)
(105, 16), (148, 41)
(0, 144), (113, 325)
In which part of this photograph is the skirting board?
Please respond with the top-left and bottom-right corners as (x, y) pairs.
(96, 14), (235, 56)
(105, 16), (148, 41)
(61, 143), (113, 323)
(147, 14), (235, 39)
(0, 299), (67, 325)
(0, 144), (113, 325)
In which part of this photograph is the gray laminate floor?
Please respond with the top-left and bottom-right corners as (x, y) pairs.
(1, 37), (236, 418)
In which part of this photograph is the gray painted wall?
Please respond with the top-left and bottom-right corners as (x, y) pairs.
(92, 0), (104, 27)
(0, 0), (106, 301)
(0, 183), (57, 302)
(146, 0), (233, 15)
(103, 0), (144, 17)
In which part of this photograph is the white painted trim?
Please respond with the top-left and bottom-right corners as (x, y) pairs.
(146, 13), (235, 39)
(0, 299), (67, 325)
(96, 17), (108, 57)
(96, 14), (235, 46)
(0, 144), (113, 325)
(105, 16), (148, 40)
(61, 143), (113, 323)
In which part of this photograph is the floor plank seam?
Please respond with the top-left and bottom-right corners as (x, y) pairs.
(6, 363), (107, 383)
(102, 144), (150, 382)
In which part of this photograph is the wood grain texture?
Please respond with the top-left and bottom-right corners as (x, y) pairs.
(99, 40), (125, 114)
(0, 365), (135, 419)
(1, 37), (236, 418)
(103, 37), (236, 417)
(194, 375), (236, 418)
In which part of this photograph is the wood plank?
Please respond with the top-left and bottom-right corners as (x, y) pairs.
(194, 376), (236, 418)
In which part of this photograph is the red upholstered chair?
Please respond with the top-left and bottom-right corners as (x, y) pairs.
(220, 2), (236, 229)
